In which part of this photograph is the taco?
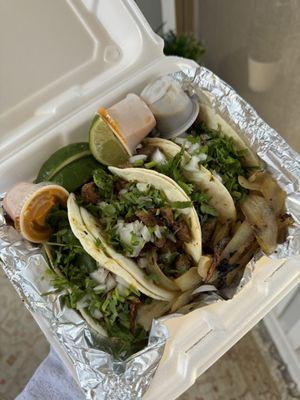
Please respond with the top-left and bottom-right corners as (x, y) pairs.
(129, 105), (290, 283)
(68, 166), (205, 301)
(44, 204), (179, 355)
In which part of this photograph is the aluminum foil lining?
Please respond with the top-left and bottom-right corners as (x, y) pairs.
(1, 66), (299, 400)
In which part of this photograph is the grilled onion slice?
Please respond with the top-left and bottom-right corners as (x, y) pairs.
(240, 194), (278, 255)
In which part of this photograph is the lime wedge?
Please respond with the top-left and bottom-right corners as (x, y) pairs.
(48, 156), (100, 192)
(36, 142), (91, 182)
(36, 142), (101, 192)
(89, 114), (130, 166)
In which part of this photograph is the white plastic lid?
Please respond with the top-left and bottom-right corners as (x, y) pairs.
(0, 0), (164, 156)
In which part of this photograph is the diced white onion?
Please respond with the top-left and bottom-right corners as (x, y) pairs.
(116, 275), (130, 296)
(129, 154), (147, 164)
(184, 156), (200, 172)
(197, 153), (207, 162)
(137, 183), (149, 192)
(116, 220), (151, 257)
(152, 148), (167, 165)
(154, 225), (162, 239)
(90, 268), (109, 284)
(91, 309), (103, 320)
(189, 143), (201, 153)
(138, 257), (148, 269)
(93, 284), (106, 292)
(174, 137), (191, 149)
(99, 201), (108, 209)
(76, 295), (90, 309)
(141, 225), (151, 241)
(105, 275), (116, 291)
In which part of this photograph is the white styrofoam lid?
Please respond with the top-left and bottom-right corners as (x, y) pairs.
(0, 0), (163, 156)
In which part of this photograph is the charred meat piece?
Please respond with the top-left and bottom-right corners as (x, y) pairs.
(278, 213), (294, 226)
(206, 237), (231, 282)
(136, 145), (155, 158)
(124, 214), (138, 223)
(135, 209), (163, 227)
(159, 239), (179, 254)
(160, 207), (174, 226)
(115, 179), (128, 193)
(129, 298), (141, 333)
(202, 218), (217, 247)
(175, 254), (192, 273)
(139, 242), (155, 257)
(277, 213), (294, 243)
(154, 236), (167, 248)
(81, 182), (100, 205)
(175, 219), (192, 243)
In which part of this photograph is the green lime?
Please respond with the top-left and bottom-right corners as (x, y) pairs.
(89, 114), (130, 166)
(48, 156), (100, 192)
(36, 142), (91, 182)
(36, 142), (102, 192)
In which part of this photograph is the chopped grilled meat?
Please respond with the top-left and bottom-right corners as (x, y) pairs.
(212, 221), (232, 248)
(139, 242), (155, 256)
(159, 239), (179, 254)
(175, 219), (192, 243)
(115, 179), (128, 193)
(136, 145), (154, 158)
(129, 298), (141, 333)
(278, 213), (294, 226)
(277, 213), (293, 243)
(135, 209), (163, 227)
(124, 214), (138, 223)
(202, 218), (217, 247)
(206, 237), (231, 282)
(175, 254), (191, 272)
(81, 182), (100, 205)
(160, 207), (174, 226)
(154, 236), (167, 248)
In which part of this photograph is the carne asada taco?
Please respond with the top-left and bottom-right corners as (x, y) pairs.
(139, 137), (236, 223)
(130, 106), (290, 284)
(44, 205), (171, 354)
(68, 166), (205, 300)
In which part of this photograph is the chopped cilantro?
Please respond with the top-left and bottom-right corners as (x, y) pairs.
(93, 168), (116, 200)
(94, 237), (102, 248)
(45, 205), (147, 356)
(146, 273), (160, 283)
(187, 122), (256, 202)
(171, 201), (192, 209)
(145, 160), (158, 169)
(155, 146), (217, 223)
(133, 158), (144, 167)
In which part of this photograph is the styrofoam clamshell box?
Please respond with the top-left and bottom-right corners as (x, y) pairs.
(0, 1), (299, 399)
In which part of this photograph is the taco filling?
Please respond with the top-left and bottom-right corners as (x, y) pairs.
(130, 120), (290, 285)
(78, 168), (199, 287)
(45, 205), (154, 355)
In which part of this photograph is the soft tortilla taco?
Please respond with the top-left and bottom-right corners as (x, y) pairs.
(130, 106), (290, 284)
(43, 205), (172, 354)
(141, 137), (236, 223)
(68, 166), (205, 301)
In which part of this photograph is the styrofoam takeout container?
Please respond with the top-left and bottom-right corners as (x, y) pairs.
(0, 1), (299, 399)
